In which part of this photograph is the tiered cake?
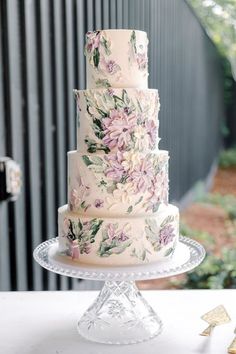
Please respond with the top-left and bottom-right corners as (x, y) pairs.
(58, 29), (179, 266)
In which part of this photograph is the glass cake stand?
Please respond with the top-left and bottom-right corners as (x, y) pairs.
(33, 236), (205, 345)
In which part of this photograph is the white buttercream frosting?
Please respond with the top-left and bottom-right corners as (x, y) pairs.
(85, 30), (149, 89)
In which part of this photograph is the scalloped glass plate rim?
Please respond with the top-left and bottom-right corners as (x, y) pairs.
(33, 236), (205, 281)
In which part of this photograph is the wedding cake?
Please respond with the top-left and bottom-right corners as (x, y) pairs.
(58, 29), (179, 266)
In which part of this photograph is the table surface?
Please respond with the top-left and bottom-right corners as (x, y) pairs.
(0, 289), (235, 354)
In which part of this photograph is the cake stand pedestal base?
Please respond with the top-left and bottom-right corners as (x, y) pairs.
(33, 236), (205, 345)
(78, 280), (162, 344)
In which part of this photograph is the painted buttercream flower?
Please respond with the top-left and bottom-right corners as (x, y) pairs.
(69, 240), (80, 259)
(133, 125), (151, 151)
(94, 199), (104, 208)
(106, 223), (129, 242)
(63, 218), (70, 235)
(112, 182), (134, 203)
(145, 120), (158, 148)
(69, 175), (90, 211)
(128, 158), (154, 193)
(69, 189), (80, 210)
(159, 224), (175, 246)
(104, 151), (125, 182)
(85, 31), (101, 54)
(106, 223), (117, 240)
(136, 52), (148, 70)
(100, 58), (121, 75)
(122, 151), (141, 171)
(102, 109), (136, 150)
(159, 171), (169, 204)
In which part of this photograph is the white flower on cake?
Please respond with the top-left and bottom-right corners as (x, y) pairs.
(122, 151), (141, 171)
(133, 125), (151, 151)
(69, 174), (90, 212)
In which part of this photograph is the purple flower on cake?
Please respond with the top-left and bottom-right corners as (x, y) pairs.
(106, 223), (129, 242)
(136, 52), (148, 70)
(69, 189), (80, 210)
(145, 120), (157, 148)
(63, 217), (70, 235)
(106, 223), (116, 240)
(117, 230), (129, 242)
(128, 158), (154, 193)
(86, 31), (101, 53)
(69, 240), (80, 260)
(107, 88), (114, 96)
(100, 58), (121, 75)
(104, 151), (125, 182)
(159, 224), (175, 246)
(69, 175), (90, 211)
(94, 199), (104, 208)
(102, 109), (136, 150)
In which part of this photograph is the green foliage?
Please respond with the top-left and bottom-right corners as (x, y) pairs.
(179, 220), (236, 289)
(198, 193), (236, 220)
(188, 0), (236, 79)
(180, 222), (216, 249)
(219, 147), (236, 168)
(182, 249), (236, 289)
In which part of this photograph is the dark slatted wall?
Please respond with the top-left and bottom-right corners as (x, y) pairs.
(0, 0), (224, 291)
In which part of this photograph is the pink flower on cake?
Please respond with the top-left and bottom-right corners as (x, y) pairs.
(145, 120), (157, 148)
(100, 58), (121, 75)
(63, 218), (70, 235)
(106, 223), (129, 242)
(102, 109), (136, 150)
(94, 199), (104, 208)
(104, 151), (125, 182)
(136, 52), (148, 70)
(128, 158), (154, 193)
(69, 189), (80, 210)
(69, 175), (90, 211)
(69, 241), (80, 260)
(159, 224), (175, 246)
(86, 31), (101, 53)
(106, 223), (116, 240)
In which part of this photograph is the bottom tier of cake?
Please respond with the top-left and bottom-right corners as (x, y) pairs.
(58, 204), (179, 266)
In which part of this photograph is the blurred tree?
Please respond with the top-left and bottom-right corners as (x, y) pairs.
(188, 0), (236, 79)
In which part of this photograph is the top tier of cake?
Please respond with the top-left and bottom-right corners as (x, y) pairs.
(85, 29), (149, 89)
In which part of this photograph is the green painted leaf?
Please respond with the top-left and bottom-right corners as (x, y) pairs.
(91, 219), (103, 236)
(78, 220), (83, 230)
(80, 201), (86, 209)
(82, 155), (93, 166)
(93, 48), (100, 67)
(95, 79), (111, 88)
(91, 156), (103, 166)
(122, 89), (130, 105)
(135, 196), (143, 206)
(96, 108), (108, 117)
(153, 203), (160, 213)
(127, 205), (133, 213)
(160, 215), (174, 228)
(164, 247), (174, 257)
(142, 249), (146, 261)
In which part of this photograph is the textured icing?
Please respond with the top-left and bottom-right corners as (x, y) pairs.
(57, 28), (180, 266)
(85, 30), (149, 89)
(58, 204), (179, 266)
(75, 88), (160, 154)
(68, 150), (169, 217)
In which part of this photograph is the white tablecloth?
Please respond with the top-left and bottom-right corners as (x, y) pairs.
(0, 289), (235, 353)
